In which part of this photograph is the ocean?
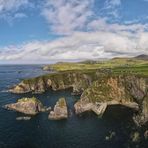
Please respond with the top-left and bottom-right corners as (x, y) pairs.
(0, 65), (147, 148)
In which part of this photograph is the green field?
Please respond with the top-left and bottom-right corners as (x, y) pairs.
(44, 58), (148, 76)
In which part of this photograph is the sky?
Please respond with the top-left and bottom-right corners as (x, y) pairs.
(0, 0), (148, 64)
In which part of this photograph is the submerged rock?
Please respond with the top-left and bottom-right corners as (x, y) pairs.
(105, 131), (116, 141)
(144, 130), (148, 139)
(48, 97), (68, 120)
(4, 97), (44, 115)
(130, 131), (140, 143)
(16, 116), (31, 121)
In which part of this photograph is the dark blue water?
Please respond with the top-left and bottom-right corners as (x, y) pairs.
(0, 65), (147, 148)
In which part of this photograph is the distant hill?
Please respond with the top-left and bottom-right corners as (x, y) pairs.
(134, 54), (148, 60)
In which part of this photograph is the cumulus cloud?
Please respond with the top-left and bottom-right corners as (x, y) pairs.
(41, 0), (94, 35)
(0, 0), (148, 64)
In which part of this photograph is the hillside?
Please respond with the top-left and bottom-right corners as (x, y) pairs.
(42, 58), (148, 76)
(134, 54), (148, 60)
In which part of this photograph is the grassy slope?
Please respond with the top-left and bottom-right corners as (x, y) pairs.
(44, 58), (148, 76)
(23, 58), (148, 85)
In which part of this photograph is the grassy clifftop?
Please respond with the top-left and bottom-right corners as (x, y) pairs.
(10, 56), (148, 94)
(43, 58), (148, 74)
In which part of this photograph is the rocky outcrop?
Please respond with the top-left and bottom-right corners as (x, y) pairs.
(9, 78), (46, 94)
(74, 75), (148, 126)
(4, 97), (44, 115)
(48, 97), (68, 120)
(9, 71), (98, 94)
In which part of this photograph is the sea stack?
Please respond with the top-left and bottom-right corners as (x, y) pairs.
(4, 97), (44, 115)
(48, 97), (68, 120)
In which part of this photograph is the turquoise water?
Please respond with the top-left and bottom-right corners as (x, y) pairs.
(0, 65), (147, 148)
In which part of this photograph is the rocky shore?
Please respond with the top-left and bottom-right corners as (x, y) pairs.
(7, 70), (148, 126)
(9, 71), (98, 94)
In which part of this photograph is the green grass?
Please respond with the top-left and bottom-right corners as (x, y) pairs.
(58, 97), (66, 107)
(22, 59), (148, 86)
(112, 65), (148, 76)
(18, 97), (42, 104)
(44, 58), (148, 74)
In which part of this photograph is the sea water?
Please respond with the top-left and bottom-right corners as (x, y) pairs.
(0, 65), (147, 148)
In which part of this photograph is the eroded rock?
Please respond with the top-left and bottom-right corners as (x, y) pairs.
(48, 97), (68, 120)
(9, 71), (98, 94)
(4, 97), (44, 115)
(74, 75), (148, 126)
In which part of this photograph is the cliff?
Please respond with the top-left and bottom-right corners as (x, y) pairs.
(4, 97), (44, 115)
(9, 70), (99, 94)
(48, 97), (68, 120)
(74, 75), (148, 126)
(8, 67), (148, 125)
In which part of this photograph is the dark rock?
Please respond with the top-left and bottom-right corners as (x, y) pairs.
(105, 131), (116, 141)
(144, 130), (148, 139)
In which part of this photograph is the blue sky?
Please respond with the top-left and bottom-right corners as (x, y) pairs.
(0, 0), (148, 64)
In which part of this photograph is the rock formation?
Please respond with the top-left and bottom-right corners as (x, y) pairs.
(48, 97), (68, 120)
(8, 69), (148, 126)
(74, 75), (148, 126)
(9, 71), (98, 94)
(4, 97), (44, 115)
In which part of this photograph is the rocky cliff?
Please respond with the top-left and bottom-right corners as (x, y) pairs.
(9, 71), (99, 94)
(48, 97), (68, 120)
(8, 69), (148, 125)
(74, 75), (148, 126)
(4, 97), (44, 115)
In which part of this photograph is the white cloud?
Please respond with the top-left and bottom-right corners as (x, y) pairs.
(0, 0), (31, 22)
(88, 18), (148, 33)
(103, 0), (121, 18)
(0, 0), (29, 12)
(105, 0), (121, 9)
(0, 0), (148, 64)
(0, 29), (148, 63)
(41, 0), (94, 35)
(14, 13), (27, 19)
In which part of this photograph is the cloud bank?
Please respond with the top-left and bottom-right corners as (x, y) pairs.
(0, 30), (148, 63)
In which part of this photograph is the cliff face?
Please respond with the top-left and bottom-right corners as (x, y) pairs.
(9, 71), (98, 94)
(9, 70), (148, 125)
(74, 75), (148, 125)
